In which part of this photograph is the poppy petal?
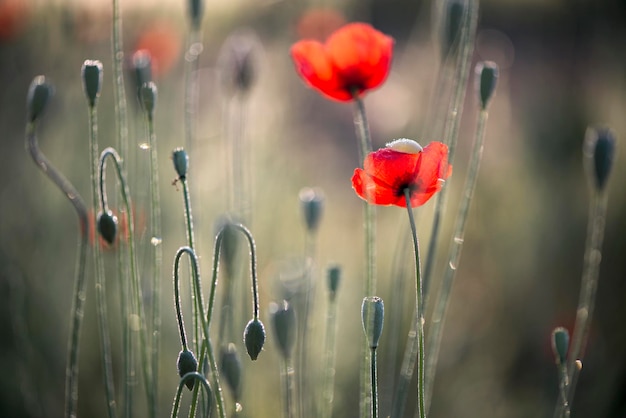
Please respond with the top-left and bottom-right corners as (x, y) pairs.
(363, 148), (421, 190)
(352, 168), (402, 206)
(291, 40), (348, 100)
(407, 142), (451, 207)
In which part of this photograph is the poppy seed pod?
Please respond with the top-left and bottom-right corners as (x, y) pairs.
(220, 343), (243, 401)
(177, 349), (198, 390)
(440, 0), (465, 59)
(299, 187), (325, 232)
(584, 127), (616, 191)
(97, 210), (118, 245)
(140, 81), (157, 117)
(270, 301), (297, 360)
(551, 327), (569, 366)
(243, 318), (266, 360)
(327, 264), (342, 299)
(172, 148), (188, 179)
(361, 296), (384, 349)
(81, 60), (103, 108)
(189, 0), (203, 30)
(476, 61), (499, 110)
(132, 50), (152, 94)
(27, 75), (52, 123)
(218, 30), (259, 96)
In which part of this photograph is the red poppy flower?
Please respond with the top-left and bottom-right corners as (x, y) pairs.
(352, 139), (452, 208)
(291, 22), (393, 101)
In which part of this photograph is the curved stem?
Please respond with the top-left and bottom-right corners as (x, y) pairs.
(425, 108), (488, 410)
(25, 123), (93, 418)
(404, 190), (426, 418)
(173, 248), (193, 351)
(99, 147), (152, 413)
(171, 372), (212, 418)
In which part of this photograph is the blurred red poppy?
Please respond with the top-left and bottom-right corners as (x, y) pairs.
(133, 22), (181, 78)
(291, 22), (393, 101)
(352, 139), (452, 207)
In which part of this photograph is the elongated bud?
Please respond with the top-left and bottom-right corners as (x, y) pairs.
(81, 60), (103, 108)
(476, 61), (499, 110)
(299, 187), (325, 232)
(243, 318), (266, 360)
(97, 210), (118, 245)
(27, 75), (52, 123)
(270, 301), (297, 360)
(220, 343), (243, 401)
(177, 349), (198, 390)
(218, 29), (259, 96)
(584, 127), (616, 191)
(140, 81), (157, 118)
(361, 296), (384, 349)
(327, 264), (341, 300)
(551, 327), (569, 366)
(132, 50), (152, 92)
(440, 0), (465, 59)
(189, 0), (203, 30)
(172, 148), (188, 179)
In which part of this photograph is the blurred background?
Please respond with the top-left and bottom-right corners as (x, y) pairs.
(1, 0), (625, 417)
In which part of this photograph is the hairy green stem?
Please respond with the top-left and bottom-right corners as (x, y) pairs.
(25, 123), (92, 418)
(171, 372), (212, 418)
(320, 285), (339, 418)
(370, 347), (379, 418)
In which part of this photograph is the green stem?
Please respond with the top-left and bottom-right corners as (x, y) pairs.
(320, 287), (339, 418)
(25, 123), (92, 418)
(281, 358), (296, 418)
(171, 372), (212, 418)
(111, 0), (128, 158)
(404, 190), (426, 418)
(173, 250), (191, 352)
(370, 348), (379, 418)
(425, 108), (488, 410)
(565, 190), (608, 406)
(99, 148), (152, 414)
(554, 364), (571, 418)
(353, 94), (376, 418)
(184, 28), (201, 154)
(146, 110), (162, 418)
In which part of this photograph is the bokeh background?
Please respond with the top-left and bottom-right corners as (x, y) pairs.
(1, 0), (625, 417)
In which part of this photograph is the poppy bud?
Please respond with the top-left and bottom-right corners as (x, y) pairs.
(189, 0), (203, 29)
(216, 217), (242, 279)
(551, 327), (569, 366)
(270, 301), (297, 360)
(243, 318), (266, 360)
(299, 187), (325, 233)
(132, 49), (152, 95)
(27, 75), (52, 123)
(218, 30), (259, 96)
(81, 60), (103, 108)
(140, 81), (157, 118)
(177, 349), (198, 390)
(327, 264), (341, 300)
(476, 61), (498, 110)
(386, 138), (423, 154)
(361, 296), (384, 349)
(220, 343), (243, 401)
(440, 0), (465, 59)
(97, 210), (118, 245)
(584, 127), (616, 191)
(172, 148), (188, 179)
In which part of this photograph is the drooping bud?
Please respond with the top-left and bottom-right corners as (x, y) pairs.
(97, 210), (118, 245)
(81, 60), (103, 108)
(361, 296), (384, 349)
(551, 327), (569, 366)
(299, 187), (325, 233)
(219, 343), (243, 401)
(177, 349), (198, 390)
(27, 75), (53, 123)
(140, 81), (157, 118)
(172, 148), (189, 179)
(270, 301), (297, 360)
(584, 127), (616, 191)
(216, 216), (242, 280)
(475, 61), (499, 110)
(243, 318), (266, 360)
(327, 264), (341, 301)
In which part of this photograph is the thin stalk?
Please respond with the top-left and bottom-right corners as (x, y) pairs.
(423, 0), (479, 303)
(184, 28), (201, 155)
(554, 363), (571, 418)
(370, 347), (379, 418)
(99, 148), (153, 413)
(425, 108), (488, 410)
(25, 123), (93, 418)
(320, 288), (339, 418)
(404, 190), (426, 418)
(171, 372), (212, 418)
(353, 94), (376, 418)
(281, 358), (296, 418)
(146, 108), (162, 418)
(111, 0), (128, 158)
(565, 190), (608, 406)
